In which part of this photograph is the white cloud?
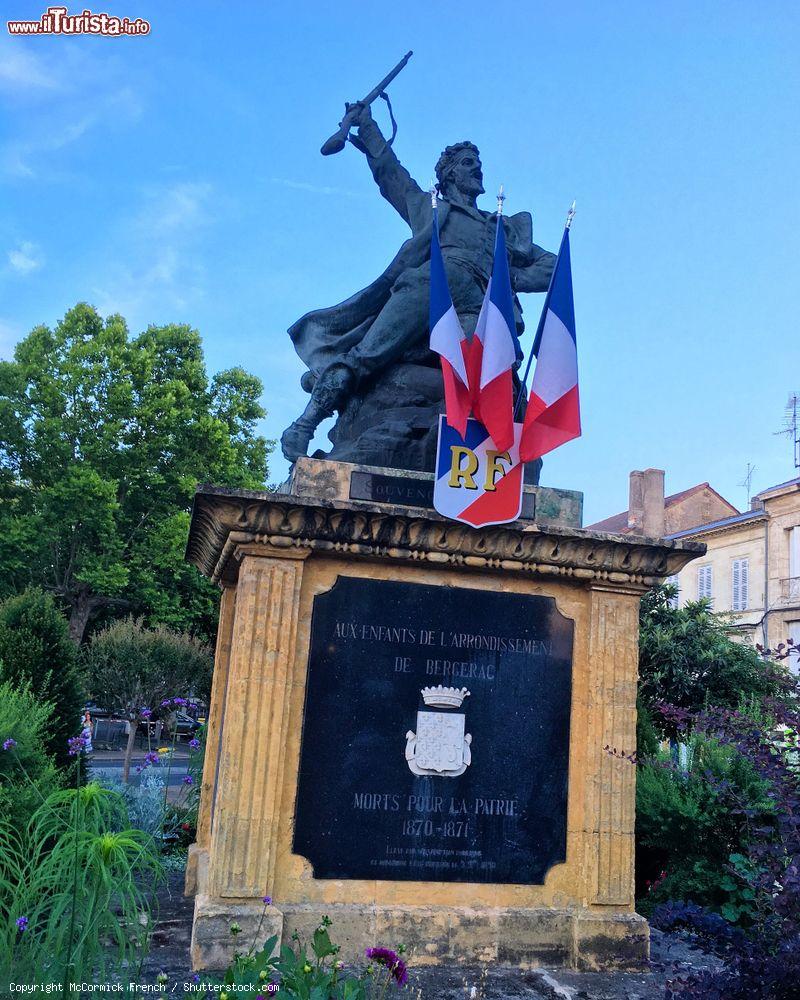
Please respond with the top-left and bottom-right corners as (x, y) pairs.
(0, 46), (57, 93)
(136, 181), (213, 237)
(92, 181), (214, 324)
(270, 177), (364, 199)
(1, 28), (144, 181)
(3, 86), (143, 179)
(7, 241), (42, 275)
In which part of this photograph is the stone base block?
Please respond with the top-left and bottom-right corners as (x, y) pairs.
(184, 844), (208, 897)
(573, 912), (651, 970)
(190, 898), (649, 972)
(191, 894), (283, 971)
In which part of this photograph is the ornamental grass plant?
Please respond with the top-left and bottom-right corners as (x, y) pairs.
(0, 739), (163, 992)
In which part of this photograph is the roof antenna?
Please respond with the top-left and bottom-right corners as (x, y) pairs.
(774, 392), (800, 471)
(738, 463), (756, 507)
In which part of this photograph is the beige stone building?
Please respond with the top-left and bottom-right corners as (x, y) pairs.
(590, 471), (800, 672)
(666, 476), (800, 668)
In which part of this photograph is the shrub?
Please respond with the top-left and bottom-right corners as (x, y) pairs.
(650, 680), (800, 997)
(636, 735), (773, 918)
(0, 681), (61, 825)
(0, 589), (85, 767)
(85, 617), (212, 781)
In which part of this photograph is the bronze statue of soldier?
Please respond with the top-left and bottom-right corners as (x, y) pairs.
(281, 96), (556, 475)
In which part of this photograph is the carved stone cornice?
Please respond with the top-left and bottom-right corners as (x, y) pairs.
(186, 485), (706, 590)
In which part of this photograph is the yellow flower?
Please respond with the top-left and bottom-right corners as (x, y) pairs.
(303, 963), (312, 974)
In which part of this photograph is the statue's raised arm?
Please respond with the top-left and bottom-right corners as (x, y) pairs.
(346, 103), (426, 229)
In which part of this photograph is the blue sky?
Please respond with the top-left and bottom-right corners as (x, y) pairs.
(1, 0), (798, 523)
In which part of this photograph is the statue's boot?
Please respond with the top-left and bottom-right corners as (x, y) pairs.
(281, 364), (354, 463)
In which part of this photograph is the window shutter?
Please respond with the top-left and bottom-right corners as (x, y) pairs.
(698, 566), (711, 600)
(791, 527), (800, 581)
(732, 559), (749, 611)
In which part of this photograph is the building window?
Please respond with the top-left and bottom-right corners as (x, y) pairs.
(788, 621), (800, 677)
(698, 565), (713, 603)
(790, 527), (800, 598)
(665, 575), (680, 608)
(732, 558), (749, 611)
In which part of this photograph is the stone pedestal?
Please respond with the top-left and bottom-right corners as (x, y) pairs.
(184, 465), (702, 971)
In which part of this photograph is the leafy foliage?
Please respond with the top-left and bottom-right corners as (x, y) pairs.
(202, 911), (409, 999)
(0, 588), (86, 766)
(648, 684), (800, 996)
(0, 781), (162, 991)
(0, 303), (272, 643)
(633, 590), (800, 996)
(87, 617), (212, 715)
(635, 735), (774, 918)
(0, 681), (61, 825)
(639, 585), (782, 738)
(86, 617), (212, 781)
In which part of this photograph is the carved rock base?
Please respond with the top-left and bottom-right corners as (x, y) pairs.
(184, 476), (703, 972)
(191, 889), (649, 971)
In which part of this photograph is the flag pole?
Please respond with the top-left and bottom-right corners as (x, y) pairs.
(513, 200), (576, 421)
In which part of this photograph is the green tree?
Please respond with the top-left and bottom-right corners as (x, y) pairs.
(0, 680), (62, 826)
(0, 303), (271, 643)
(638, 584), (781, 738)
(0, 589), (86, 766)
(85, 617), (212, 782)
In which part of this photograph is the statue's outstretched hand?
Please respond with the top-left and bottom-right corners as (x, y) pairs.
(343, 100), (373, 129)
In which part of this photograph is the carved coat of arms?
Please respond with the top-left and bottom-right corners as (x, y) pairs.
(405, 686), (472, 777)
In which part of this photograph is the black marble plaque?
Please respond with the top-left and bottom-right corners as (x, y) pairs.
(293, 577), (573, 884)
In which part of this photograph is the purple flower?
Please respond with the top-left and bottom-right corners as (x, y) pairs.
(67, 735), (86, 756)
(144, 751), (160, 766)
(2, 738), (17, 751)
(16, 916), (28, 932)
(263, 895), (272, 905)
(173, 697), (187, 706)
(188, 738), (201, 751)
(160, 699), (172, 708)
(140, 707), (152, 719)
(365, 947), (408, 986)
(183, 774), (194, 785)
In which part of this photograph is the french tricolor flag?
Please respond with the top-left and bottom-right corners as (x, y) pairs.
(520, 226), (581, 462)
(430, 204), (471, 436)
(471, 214), (517, 453)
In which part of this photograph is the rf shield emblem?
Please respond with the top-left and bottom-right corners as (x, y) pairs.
(433, 416), (524, 527)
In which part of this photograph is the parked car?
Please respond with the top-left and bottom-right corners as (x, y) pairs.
(82, 702), (110, 720)
(168, 710), (202, 741)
